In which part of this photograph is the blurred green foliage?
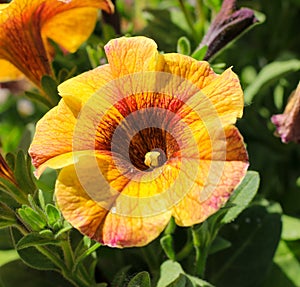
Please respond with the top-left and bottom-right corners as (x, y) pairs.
(0, 0), (300, 286)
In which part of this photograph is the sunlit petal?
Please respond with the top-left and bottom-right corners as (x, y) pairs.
(56, 154), (172, 247)
(29, 99), (76, 169)
(104, 36), (160, 78)
(0, 60), (24, 82)
(0, 0), (114, 87)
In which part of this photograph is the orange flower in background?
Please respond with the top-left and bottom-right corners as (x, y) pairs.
(0, 153), (16, 185)
(0, 0), (114, 88)
(29, 36), (249, 247)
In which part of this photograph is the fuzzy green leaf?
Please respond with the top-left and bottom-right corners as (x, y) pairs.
(221, 171), (260, 224)
(210, 203), (282, 287)
(191, 46), (208, 61)
(17, 246), (60, 271)
(24, 91), (53, 108)
(0, 202), (16, 229)
(0, 260), (72, 286)
(160, 235), (176, 260)
(244, 59), (300, 104)
(177, 37), (191, 55)
(281, 215), (300, 241)
(127, 271), (151, 287)
(45, 204), (61, 228)
(16, 233), (58, 250)
(157, 260), (184, 287)
(18, 207), (47, 232)
(41, 75), (60, 106)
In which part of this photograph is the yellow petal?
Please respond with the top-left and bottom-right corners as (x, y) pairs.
(29, 99), (76, 169)
(172, 126), (248, 226)
(104, 36), (160, 78)
(0, 60), (24, 82)
(200, 68), (244, 124)
(161, 53), (217, 89)
(33, 151), (92, 178)
(58, 64), (113, 115)
(43, 7), (97, 53)
(56, 154), (172, 247)
(42, 0), (115, 53)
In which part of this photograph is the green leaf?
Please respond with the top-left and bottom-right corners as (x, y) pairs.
(38, 190), (46, 210)
(0, 229), (14, 250)
(111, 265), (132, 287)
(86, 45), (104, 68)
(54, 222), (73, 238)
(244, 59), (300, 104)
(0, 202), (16, 221)
(157, 260), (184, 287)
(270, 240), (300, 286)
(13, 150), (37, 196)
(39, 229), (54, 237)
(165, 274), (213, 287)
(17, 245), (60, 271)
(16, 233), (59, 250)
(221, 171), (260, 224)
(18, 207), (47, 232)
(24, 91), (53, 108)
(73, 242), (101, 271)
(185, 275), (214, 287)
(160, 235), (176, 260)
(209, 203), (282, 287)
(57, 66), (77, 83)
(166, 274), (188, 287)
(41, 75), (60, 106)
(28, 194), (43, 213)
(262, 263), (299, 287)
(142, 9), (189, 52)
(203, 0), (222, 12)
(177, 37), (191, 55)
(209, 236), (231, 255)
(281, 215), (300, 241)
(264, 238), (300, 286)
(0, 260), (73, 287)
(45, 204), (61, 228)
(127, 271), (151, 287)
(0, 249), (19, 266)
(0, 176), (27, 205)
(191, 46), (208, 61)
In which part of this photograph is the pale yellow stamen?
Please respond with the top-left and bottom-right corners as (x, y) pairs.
(144, 151), (161, 168)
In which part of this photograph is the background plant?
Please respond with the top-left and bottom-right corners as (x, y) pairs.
(0, 0), (300, 286)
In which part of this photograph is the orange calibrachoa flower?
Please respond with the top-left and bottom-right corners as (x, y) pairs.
(0, 0), (114, 88)
(0, 153), (16, 185)
(29, 36), (249, 247)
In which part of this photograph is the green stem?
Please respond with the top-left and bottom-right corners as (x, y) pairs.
(141, 245), (160, 277)
(61, 236), (74, 269)
(196, 0), (206, 40)
(178, 0), (197, 38)
(77, 264), (95, 286)
(36, 245), (66, 271)
(176, 241), (194, 261)
(40, 243), (91, 287)
(60, 236), (93, 287)
(191, 227), (209, 278)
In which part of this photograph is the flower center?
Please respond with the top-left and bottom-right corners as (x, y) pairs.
(128, 127), (179, 171)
